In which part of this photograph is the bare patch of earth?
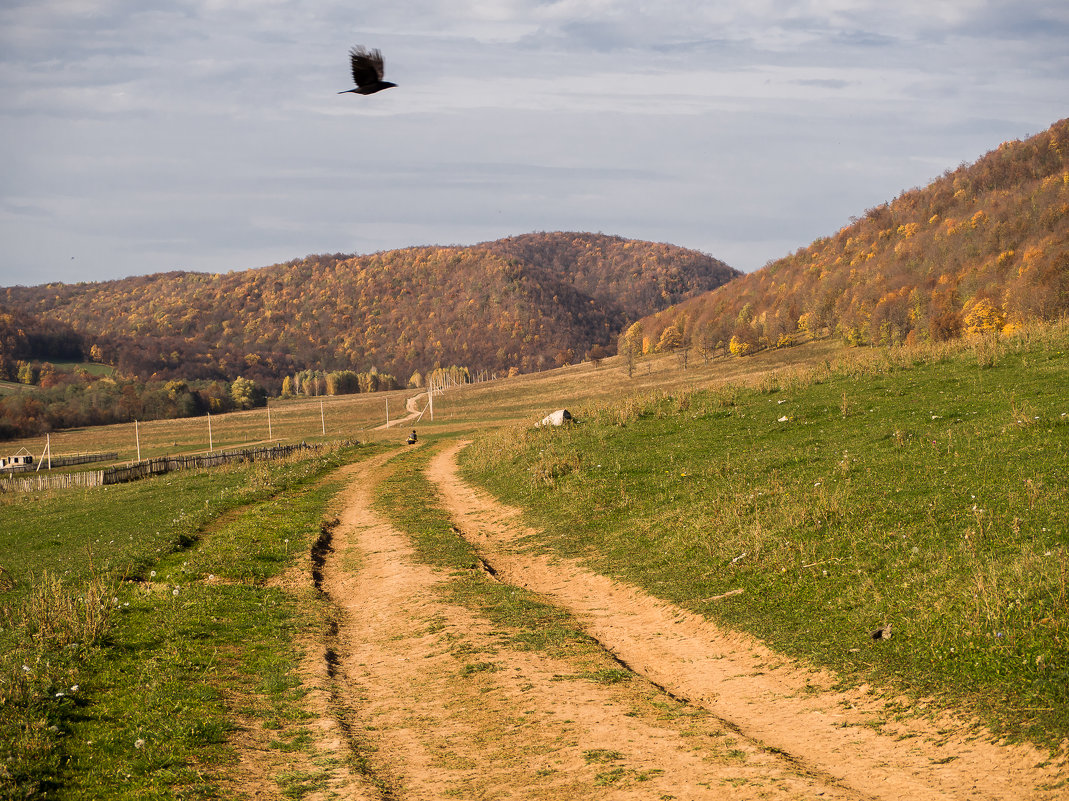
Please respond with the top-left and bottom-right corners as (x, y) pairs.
(427, 441), (1069, 801)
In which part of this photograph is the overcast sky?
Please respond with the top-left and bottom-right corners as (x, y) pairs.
(2, 1), (1067, 287)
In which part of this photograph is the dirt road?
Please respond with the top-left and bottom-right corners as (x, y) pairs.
(375, 393), (427, 430)
(296, 444), (1066, 800)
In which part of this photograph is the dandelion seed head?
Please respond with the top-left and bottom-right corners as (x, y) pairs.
(135, 738), (145, 749)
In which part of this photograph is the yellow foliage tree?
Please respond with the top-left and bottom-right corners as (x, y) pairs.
(964, 298), (1006, 335)
(656, 326), (682, 352)
(728, 335), (755, 356)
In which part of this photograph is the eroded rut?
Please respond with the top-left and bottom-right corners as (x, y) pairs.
(304, 445), (1066, 800)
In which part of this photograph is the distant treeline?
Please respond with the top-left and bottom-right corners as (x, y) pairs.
(0, 362), (479, 441)
(280, 367), (398, 397)
(0, 309), (84, 374)
(0, 371), (261, 441)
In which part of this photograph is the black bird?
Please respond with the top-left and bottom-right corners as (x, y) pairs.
(338, 46), (396, 95)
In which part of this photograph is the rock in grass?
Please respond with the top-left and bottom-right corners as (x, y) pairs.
(537, 409), (573, 427)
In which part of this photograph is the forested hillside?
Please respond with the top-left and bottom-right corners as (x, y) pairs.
(485, 233), (736, 318)
(3, 233), (737, 385)
(639, 118), (1069, 354)
(0, 309), (84, 375)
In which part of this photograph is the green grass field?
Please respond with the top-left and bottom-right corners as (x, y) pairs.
(0, 379), (36, 396)
(2, 324), (1067, 798)
(0, 443), (383, 798)
(49, 361), (117, 377)
(461, 325), (1069, 748)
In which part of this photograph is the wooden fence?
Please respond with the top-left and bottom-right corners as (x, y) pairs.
(101, 443), (319, 485)
(0, 451), (118, 474)
(53, 451), (119, 468)
(0, 443), (320, 493)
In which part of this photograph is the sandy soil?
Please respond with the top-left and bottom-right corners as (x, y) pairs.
(424, 441), (1069, 801)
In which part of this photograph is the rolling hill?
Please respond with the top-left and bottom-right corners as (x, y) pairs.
(2, 233), (738, 386)
(638, 118), (1069, 353)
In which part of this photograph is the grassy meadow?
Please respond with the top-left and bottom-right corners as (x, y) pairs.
(2, 390), (409, 465)
(0, 380), (36, 397)
(461, 324), (1069, 748)
(0, 442), (385, 798)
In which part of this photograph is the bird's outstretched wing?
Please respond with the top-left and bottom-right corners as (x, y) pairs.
(349, 46), (386, 88)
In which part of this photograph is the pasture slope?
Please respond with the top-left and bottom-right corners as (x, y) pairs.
(1, 326), (1067, 799)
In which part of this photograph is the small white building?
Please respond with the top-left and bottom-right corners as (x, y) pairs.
(0, 448), (34, 470)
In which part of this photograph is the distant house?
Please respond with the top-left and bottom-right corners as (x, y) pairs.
(0, 448), (34, 470)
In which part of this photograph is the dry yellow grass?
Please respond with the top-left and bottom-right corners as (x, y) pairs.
(5, 337), (851, 465)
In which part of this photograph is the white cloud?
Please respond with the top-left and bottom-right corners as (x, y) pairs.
(1, 0), (1067, 285)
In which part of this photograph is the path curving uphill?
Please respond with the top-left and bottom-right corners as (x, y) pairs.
(425, 441), (1069, 801)
(313, 449), (860, 799)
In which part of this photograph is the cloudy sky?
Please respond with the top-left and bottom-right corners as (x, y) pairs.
(2, 1), (1067, 287)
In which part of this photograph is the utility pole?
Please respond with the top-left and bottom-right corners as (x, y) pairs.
(267, 403), (273, 441)
(386, 397), (390, 428)
(320, 400), (326, 435)
(37, 434), (51, 472)
(207, 413), (214, 452)
(135, 420), (141, 462)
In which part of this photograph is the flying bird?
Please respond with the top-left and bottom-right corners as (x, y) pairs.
(338, 46), (396, 95)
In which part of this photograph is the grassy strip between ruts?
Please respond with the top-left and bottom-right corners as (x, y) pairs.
(373, 440), (601, 662)
(373, 440), (701, 683)
(459, 325), (1069, 753)
(0, 442), (385, 799)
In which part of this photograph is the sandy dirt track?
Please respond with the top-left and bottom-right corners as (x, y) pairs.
(315, 451), (859, 799)
(249, 444), (1067, 799)
(424, 441), (1068, 801)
